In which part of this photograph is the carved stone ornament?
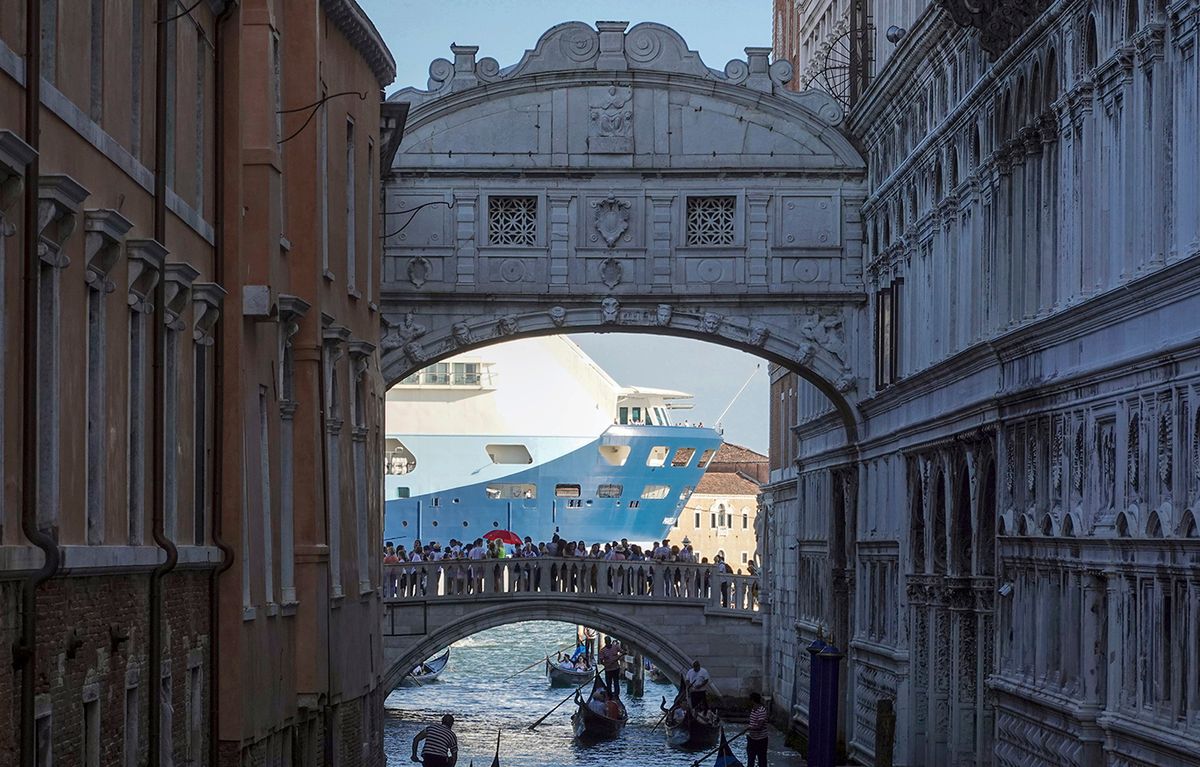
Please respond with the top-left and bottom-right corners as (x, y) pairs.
(382, 311), (427, 351)
(497, 314), (519, 336)
(548, 305), (568, 327)
(406, 256), (431, 288)
(835, 374), (856, 393)
(589, 85), (633, 153)
(599, 257), (623, 288)
(451, 321), (473, 347)
(700, 312), (722, 334)
(601, 297), (620, 324)
(403, 340), (427, 364)
(654, 304), (673, 327)
(799, 311), (847, 368)
(747, 323), (770, 347)
(593, 195), (630, 248)
(794, 343), (817, 366)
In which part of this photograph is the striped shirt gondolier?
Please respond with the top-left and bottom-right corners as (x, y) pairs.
(420, 723), (458, 758)
(747, 705), (769, 740)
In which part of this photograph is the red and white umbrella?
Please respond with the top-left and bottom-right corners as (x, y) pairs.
(483, 529), (522, 546)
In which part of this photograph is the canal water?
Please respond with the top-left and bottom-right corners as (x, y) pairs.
(383, 621), (805, 767)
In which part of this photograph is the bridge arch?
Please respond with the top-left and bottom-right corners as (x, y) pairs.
(380, 19), (870, 445)
(382, 596), (753, 699)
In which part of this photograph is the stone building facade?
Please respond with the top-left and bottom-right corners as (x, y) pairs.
(767, 1), (1200, 766)
(0, 1), (397, 765)
(673, 443), (768, 568)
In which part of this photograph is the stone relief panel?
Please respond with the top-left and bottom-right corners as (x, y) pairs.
(588, 85), (634, 153)
(777, 194), (840, 248)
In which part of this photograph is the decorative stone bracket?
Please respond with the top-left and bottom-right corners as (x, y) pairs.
(347, 340), (376, 377)
(278, 294), (312, 341)
(0, 129), (35, 221)
(84, 209), (133, 293)
(163, 262), (201, 331)
(191, 283), (226, 346)
(126, 239), (168, 314)
(37, 175), (89, 268)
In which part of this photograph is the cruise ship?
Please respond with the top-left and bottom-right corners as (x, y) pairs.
(383, 336), (723, 547)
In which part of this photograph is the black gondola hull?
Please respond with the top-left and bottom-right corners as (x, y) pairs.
(665, 719), (721, 750)
(571, 702), (627, 740)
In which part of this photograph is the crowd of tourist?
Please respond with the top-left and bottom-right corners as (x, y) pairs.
(381, 533), (759, 606)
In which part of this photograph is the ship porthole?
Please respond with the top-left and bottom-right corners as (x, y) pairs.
(453, 498), (460, 504)
(493, 521), (499, 527)
(402, 521), (408, 527)
(432, 521), (438, 527)
(462, 521), (469, 527)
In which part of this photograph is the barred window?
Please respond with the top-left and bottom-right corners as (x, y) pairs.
(686, 196), (736, 246)
(488, 196), (538, 246)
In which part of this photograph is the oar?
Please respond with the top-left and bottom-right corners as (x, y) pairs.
(690, 728), (749, 767)
(501, 655), (550, 683)
(528, 677), (593, 730)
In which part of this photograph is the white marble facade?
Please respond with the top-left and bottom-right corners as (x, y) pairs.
(765, 1), (1200, 765)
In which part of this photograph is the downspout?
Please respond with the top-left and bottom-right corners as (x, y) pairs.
(17, 1), (62, 766)
(209, 4), (238, 767)
(149, 0), (178, 763)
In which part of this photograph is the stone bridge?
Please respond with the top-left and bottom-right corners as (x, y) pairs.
(381, 558), (763, 703)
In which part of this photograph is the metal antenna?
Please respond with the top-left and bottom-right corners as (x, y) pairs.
(715, 363), (762, 430)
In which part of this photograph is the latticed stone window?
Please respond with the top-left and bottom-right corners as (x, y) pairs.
(686, 196), (736, 245)
(488, 196), (538, 246)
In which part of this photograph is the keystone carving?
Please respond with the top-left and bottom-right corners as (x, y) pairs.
(601, 297), (620, 324)
(548, 306), (568, 327)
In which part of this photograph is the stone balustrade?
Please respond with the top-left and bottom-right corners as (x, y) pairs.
(382, 557), (759, 614)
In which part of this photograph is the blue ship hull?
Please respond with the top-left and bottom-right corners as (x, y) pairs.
(383, 425), (722, 546)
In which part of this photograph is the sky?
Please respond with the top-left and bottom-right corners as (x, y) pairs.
(357, 0), (773, 94)
(360, 1), (772, 453)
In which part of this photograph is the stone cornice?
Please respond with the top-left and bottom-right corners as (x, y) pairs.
(320, 0), (396, 87)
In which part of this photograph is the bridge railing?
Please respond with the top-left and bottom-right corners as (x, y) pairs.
(381, 557), (759, 615)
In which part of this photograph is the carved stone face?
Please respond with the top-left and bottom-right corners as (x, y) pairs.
(403, 341), (426, 363)
(747, 324), (769, 346)
(601, 297), (620, 323)
(451, 322), (473, 346)
(701, 312), (722, 334)
(497, 315), (519, 335)
(655, 304), (672, 326)
(549, 306), (568, 327)
(795, 343), (817, 365)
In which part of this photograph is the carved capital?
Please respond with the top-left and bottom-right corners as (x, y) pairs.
(322, 314), (352, 362)
(83, 209), (133, 293)
(347, 340), (376, 379)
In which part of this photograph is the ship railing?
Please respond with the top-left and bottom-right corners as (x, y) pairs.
(381, 558), (759, 615)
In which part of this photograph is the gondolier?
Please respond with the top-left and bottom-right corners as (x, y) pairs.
(598, 637), (623, 698)
(684, 660), (711, 710)
(411, 714), (458, 766)
(746, 692), (769, 767)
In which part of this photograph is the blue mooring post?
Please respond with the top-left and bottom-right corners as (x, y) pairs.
(807, 638), (844, 767)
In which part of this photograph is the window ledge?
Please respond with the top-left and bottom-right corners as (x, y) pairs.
(242, 606), (257, 622)
(348, 286), (362, 300)
(323, 269), (335, 282)
(280, 234), (292, 252)
(368, 301), (379, 313)
(330, 592), (345, 609)
(265, 602), (280, 618)
(280, 601), (299, 617)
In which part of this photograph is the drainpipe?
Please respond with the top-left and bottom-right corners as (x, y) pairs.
(209, 4), (237, 767)
(148, 0), (178, 763)
(17, 1), (62, 766)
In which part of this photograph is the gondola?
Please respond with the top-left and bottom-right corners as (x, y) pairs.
(398, 648), (450, 687)
(546, 656), (595, 688)
(661, 694), (721, 750)
(571, 675), (628, 740)
(647, 663), (669, 684)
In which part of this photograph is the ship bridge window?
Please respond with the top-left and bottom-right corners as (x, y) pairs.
(555, 484), (581, 498)
(485, 483), (537, 500)
(697, 448), (716, 468)
(671, 448), (696, 467)
(485, 444), (533, 464)
(646, 446), (670, 467)
(597, 484), (623, 498)
(385, 438), (416, 475)
(598, 445), (631, 466)
(641, 484), (671, 500)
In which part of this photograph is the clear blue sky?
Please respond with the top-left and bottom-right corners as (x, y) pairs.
(357, 1), (773, 94)
(360, 1), (772, 454)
